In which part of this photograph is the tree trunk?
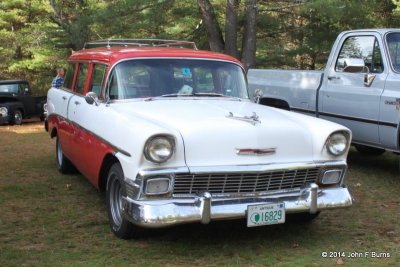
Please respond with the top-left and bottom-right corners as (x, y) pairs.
(241, 0), (257, 72)
(197, 0), (225, 52)
(225, 0), (239, 58)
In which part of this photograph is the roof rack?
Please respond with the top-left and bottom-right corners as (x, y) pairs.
(84, 39), (198, 50)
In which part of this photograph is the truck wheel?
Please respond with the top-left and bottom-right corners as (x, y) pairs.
(9, 110), (23, 125)
(354, 145), (385, 156)
(106, 162), (139, 239)
(56, 136), (76, 174)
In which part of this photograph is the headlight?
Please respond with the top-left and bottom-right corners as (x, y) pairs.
(326, 132), (349, 156)
(0, 107), (8, 116)
(144, 135), (175, 163)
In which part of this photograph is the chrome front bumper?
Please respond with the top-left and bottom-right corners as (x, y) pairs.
(121, 183), (353, 228)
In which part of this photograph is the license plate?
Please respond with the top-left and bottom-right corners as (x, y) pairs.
(247, 203), (285, 227)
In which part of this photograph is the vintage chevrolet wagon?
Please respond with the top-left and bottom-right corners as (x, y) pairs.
(46, 39), (353, 239)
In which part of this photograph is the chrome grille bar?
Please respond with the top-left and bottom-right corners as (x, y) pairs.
(173, 167), (321, 195)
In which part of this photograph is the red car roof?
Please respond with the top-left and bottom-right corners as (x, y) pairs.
(69, 46), (242, 66)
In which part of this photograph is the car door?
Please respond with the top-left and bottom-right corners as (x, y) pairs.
(68, 63), (110, 184)
(319, 33), (387, 146)
(47, 63), (77, 160)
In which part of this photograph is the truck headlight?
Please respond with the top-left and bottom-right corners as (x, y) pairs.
(0, 107), (8, 117)
(326, 132), (349, 156)
(144, 135), (175, 163)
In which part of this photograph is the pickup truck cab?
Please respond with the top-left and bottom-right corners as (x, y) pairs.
(248, 29), (400, 155)
(0, 80), (46, 125)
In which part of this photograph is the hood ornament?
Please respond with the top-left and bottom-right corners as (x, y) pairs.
(226, 112), (261, 125)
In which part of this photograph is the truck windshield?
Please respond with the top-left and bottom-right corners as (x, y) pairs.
(386, 33), (400, 72)
(107, 59), (249, 100)
(0, 84), (18, 93)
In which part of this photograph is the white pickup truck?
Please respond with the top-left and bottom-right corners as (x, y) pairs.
(248, 29), (400, 155)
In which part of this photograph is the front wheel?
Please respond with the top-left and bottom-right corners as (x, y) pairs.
(106, 162), (138, 239)
(9, 110), (23, 125)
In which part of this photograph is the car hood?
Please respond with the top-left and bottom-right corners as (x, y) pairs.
(112, 98), (318, 167)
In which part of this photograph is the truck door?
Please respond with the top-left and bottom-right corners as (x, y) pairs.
(320, 33), (387, 146)
(18, 82), (35, 116)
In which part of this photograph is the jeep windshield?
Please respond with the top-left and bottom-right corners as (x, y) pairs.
(0, 84), (18, 93)
(107, 59), (249, 100)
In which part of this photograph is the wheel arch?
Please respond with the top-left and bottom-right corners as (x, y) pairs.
(259, 97), (290, 111)
(99, 153), (120, 192)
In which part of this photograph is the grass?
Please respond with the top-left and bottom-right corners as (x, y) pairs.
(0, 121), (399, 267)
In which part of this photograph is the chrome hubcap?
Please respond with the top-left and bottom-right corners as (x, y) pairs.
(57, 140), (63, 166)
(110, 175), (123, 227)
(14, 112), (22, 124)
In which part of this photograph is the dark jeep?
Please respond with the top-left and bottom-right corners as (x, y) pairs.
(0, 80), (46, 125)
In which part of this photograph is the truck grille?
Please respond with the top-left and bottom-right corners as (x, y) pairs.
(173, 168), (321, 195)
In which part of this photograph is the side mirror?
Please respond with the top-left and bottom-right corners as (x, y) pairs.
(85, 92), (99, 106)
(343, 58), (366, 73)
(24, 88), (30, 94)
(253, 89), (263, 104)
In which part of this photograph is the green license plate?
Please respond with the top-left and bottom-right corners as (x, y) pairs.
(247, 203), (286, 227)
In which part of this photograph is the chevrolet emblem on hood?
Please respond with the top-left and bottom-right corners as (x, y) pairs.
(236, 148), (276, 156)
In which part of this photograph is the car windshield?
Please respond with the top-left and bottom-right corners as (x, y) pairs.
(386, 32), (400, 72)
(107, 59), (249, 100)
(0, 84), (18, 93)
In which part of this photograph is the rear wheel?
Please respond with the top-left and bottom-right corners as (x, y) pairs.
(9, 110), (23, 125)
(354, 145), (385, 156)
(106, 162), (138, 239)
(56, 136), (76, 174)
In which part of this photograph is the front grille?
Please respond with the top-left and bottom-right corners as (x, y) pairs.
(173, 168), (321, 195)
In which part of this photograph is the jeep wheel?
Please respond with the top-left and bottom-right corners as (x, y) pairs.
(354, 145), (385, 156)
(106, 162), (139, 239)
(56, 136), (76, 174)
(9, 110), (23, 125)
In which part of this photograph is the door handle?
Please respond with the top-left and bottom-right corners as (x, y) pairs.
(74, 101), (81, 105)
(62, 96), (67, 100)
(327, 76), (340, 80)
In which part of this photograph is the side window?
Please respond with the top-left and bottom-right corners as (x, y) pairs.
(63, 63), (76, 90)
(75, 63), (89, 94)
(89, 64), (107, 97)
(372, 39), (384, 73)
(335, 36), (383, 73)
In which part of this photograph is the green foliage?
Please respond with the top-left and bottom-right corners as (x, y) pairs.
(0, 0), (399, 94)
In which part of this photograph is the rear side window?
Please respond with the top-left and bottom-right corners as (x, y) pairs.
(89, 64), (107, 97)
(75, 63), (89, 94)
(63, 63), (76, 90)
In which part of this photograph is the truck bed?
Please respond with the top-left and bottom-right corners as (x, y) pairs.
(247, 69), (324, 113)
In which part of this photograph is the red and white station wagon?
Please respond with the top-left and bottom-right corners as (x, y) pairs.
(46, 39), (353, 239)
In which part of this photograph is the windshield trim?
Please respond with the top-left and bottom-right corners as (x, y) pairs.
(384, 31), (400, 74)
(104, 57), (248, 102)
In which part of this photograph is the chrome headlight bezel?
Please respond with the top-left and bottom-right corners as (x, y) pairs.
(0, 107), (8, 116)
(325, 131), (350, 156)
(144, 135), (175, 163)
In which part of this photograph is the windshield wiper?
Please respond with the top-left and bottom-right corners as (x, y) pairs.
(161, 93), (193, 97)
(193, 92), (225, 97)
